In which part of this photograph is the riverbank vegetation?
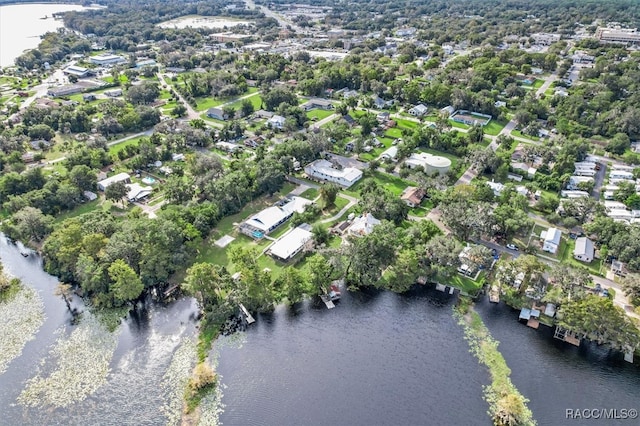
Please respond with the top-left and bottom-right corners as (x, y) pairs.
(2, 0), (640, 420)
(0, 267), (44, 375)
(455, 298), (536, 426)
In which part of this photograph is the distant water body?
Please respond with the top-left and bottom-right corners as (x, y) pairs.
(0, 3), (87, 67)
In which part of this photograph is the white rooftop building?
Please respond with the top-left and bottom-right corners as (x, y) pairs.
(540, 227), (562, 254)
(97, 172), (131, 191)
(574, 237), (595, 263)
(268, 226), (313, 261)
(380, 146), (398, 161)
(405, 152), (451, 175)
(304, 159), (363, 188)
(348, 213), (381, 237)
(126, 183), (153, 202)
(243, 197), (312, 236)
(90, 53), (126, 66)
(268, 115), (286, 129)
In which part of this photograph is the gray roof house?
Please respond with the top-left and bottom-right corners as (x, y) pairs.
(207, 107), (228, 121)
(573, 237), (595, 263)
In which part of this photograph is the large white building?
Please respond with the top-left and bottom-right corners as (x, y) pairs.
(242, 196), (312, 236)
(90, 54), (126, 66)
(268, 226), (313, 261)
(97, 172), (131, 191)
(405, 152), (451, 175)
(304, 159), (363, 188)
(596, 27), (640, 44)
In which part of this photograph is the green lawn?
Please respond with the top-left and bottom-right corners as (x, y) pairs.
(193, 97), (225, 111)
(300, 188), (319, 199)
(108, 136), (144, 156)
(533, 79), (544, 89)
(561, 239), (604, 275)
(449, 120), (470, 130)
(434, 271), (486, 294)
(226, 93), (263, 112)
(346, 170), (414, 197)
(306, 109), (334, 121)
(483, 120), (507, 136)
(394, 118), (420, 130)
(511, 129), (540, 141)
(54, 199), (102, 224)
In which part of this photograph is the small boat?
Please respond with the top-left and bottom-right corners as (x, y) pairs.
(328, 283), (341, 301)
(20, 251), (29, 257)
(40, 15), (48, 20)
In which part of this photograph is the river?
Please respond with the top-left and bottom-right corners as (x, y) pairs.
(0, 234), (638, 425)
(0, 3), (88, 67)
(0, 237), (201, 425)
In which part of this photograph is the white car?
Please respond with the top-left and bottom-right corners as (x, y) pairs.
(506, 244), (519, 251)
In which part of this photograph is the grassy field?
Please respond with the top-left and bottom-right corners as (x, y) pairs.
(435, 271), (485, 293)
(300, 188), (319, 200)
(346, 170), (414, 197)
(54, 199), (102, 224)
(449, 120), (470, 130)
(108, 136), (144, 156)
(306, 109), (334, 121)
(561, 239), (604, 275)
(511, 129), (540, 141)
(483, 119), (507, 136)
(226, 93), (263, 112)
(533, 79), (544, 89)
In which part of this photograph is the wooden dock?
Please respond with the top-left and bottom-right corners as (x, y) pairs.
(320, 294), (335, 309)
(553, 327), (580, 346)
(239, 303), (255, 324)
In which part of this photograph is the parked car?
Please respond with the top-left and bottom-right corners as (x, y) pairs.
(506, 243), (519, 251)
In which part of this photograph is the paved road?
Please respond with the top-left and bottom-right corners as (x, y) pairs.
(591, 162), (607, 200)
(244, 0), (301, 32)
(157, 73), (203, 122)
(535, 73), (558, 98)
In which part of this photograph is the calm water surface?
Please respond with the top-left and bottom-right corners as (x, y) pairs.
(0, 3), (88, 67)
(214, 288), (491, 426)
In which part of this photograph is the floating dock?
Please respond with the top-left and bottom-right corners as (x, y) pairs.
(320, 294), (335, 309)
(239, 303), (255, 324)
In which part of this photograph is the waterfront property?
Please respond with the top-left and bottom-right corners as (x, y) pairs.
(304, 159), (363, 188)
(267, 225), (313, 261)
(240, 196), (312, 237)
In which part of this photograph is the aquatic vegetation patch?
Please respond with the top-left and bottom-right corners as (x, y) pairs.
(455, 300), (536, 426)
(196, 332), (245, 426)
(0, 282), (45, 375)
(18, 314), (119, 408)
(161, 337), (197, 426)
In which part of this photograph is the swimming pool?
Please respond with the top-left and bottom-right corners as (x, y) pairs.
(142, 177), (156, 184)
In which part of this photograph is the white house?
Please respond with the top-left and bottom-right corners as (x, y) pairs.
(242, 196), (312, 236)
(268, 115), (286, 129)
(380, 146), (398, 161)
(97, 172), (131, 191)
(126, 183), (153, 202)
(408, 104), (428, 117)
(487, 181), (504, 196)
(540, 227), (562, 254)
(573, 237), (595, 263)
(304, 159), (363, 188)
(268, 226), (313, 261)
(63, 65), (91, 78)
(348, 213), (381, 236)
(567, 176), (593, 190)
(609, 170), (634, 181)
